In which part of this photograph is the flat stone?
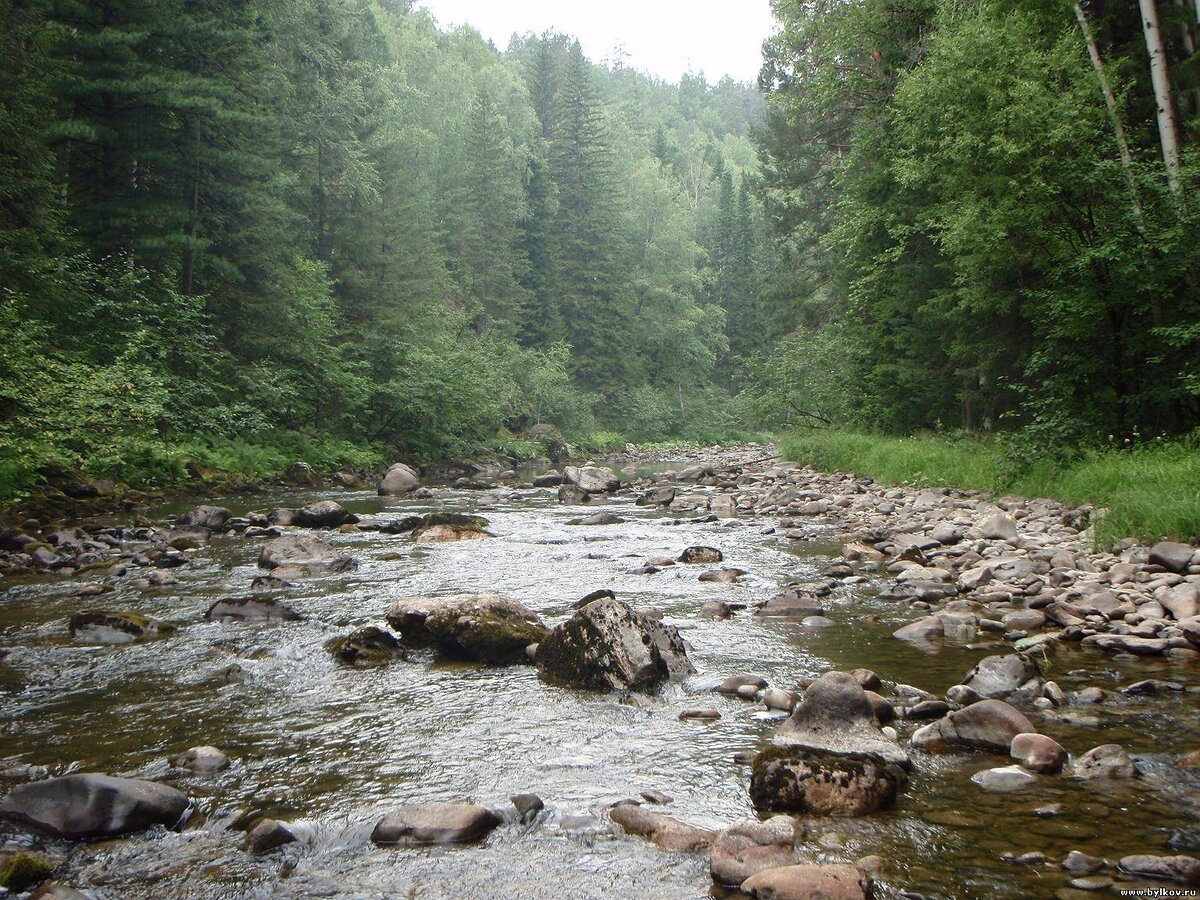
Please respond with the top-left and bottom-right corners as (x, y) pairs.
(371, 803), (501, 845)
(0, 774), (189, 838)
(609, 802), (714, 851)
(741, 863), (872, 900)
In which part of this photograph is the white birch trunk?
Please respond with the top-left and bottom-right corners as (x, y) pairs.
(1138, 0), (1184, 193)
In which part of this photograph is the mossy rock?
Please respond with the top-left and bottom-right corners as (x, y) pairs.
(69, 610), (176, 643)
(749, 745), (907, 816)
(426, 608), (547, 665)
(327, 626), (404, 666)
(0, 851), (53, 892)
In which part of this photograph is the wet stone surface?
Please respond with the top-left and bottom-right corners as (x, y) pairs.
(1, 445), (1199, 898)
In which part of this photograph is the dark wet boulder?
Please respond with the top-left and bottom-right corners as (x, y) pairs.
(533, 471), (564, 488)
(371, 802), (501, 845)
(68, 610), (174, 644)
(258, 534), (356, 575)
(557, 483), (591, 505)
(385, 594), (547, 664)
(609, 801), (714, 851)
(678, 546), (722, 564)
(741, 863), (872, 900)
(1118, 854), (1200, 885)
(295, 501), (358, 529)
(177, 505), (231, 531)
(535, 597), (695, 692)
(750, 672), (910, 816)
(327, 626), (404, 665)
(206, 597), (301, 622)
(573, 588), (617, 609)
(378, 463), (420, 496)
(709, 816), (799, 886)
(0, 774), (189, 838)
(716, 673), (769, 695)
(958, 653), (1041, 699)
(910, 700), (1034, 753)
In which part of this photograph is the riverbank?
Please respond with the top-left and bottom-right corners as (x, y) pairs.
(781, 430), (1200, 546)
(2, 444), (1200, 898)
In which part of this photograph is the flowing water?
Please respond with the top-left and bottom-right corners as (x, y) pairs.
(3, 466), (1200, 899)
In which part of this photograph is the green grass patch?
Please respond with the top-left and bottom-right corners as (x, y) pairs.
(780, 430), (1200, 545)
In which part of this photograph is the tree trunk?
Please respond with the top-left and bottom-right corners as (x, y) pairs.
(1075, 4), (1145, 226)
(1138, 0), (1183, 194)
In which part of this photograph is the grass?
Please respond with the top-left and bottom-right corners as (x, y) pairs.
(780, 429), (1200, 546)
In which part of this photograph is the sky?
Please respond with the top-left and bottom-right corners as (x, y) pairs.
(414, 1), (777, 84)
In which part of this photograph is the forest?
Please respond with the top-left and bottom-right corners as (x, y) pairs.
(0, 0), (772, 501)
(1, 0), (1198, 503)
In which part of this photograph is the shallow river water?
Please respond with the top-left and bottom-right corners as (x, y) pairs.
(3, 465), (1200, 899)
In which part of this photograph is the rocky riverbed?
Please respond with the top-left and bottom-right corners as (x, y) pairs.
(2, 443), (1200, 899)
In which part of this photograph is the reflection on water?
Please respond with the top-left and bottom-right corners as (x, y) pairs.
(2, 475), (1200, 899)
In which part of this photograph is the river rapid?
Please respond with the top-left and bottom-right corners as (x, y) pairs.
(2, 451), (1200, 899)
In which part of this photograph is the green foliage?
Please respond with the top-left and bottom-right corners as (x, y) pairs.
(0, 3), (773, 505)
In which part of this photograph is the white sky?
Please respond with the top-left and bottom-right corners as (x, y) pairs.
(415, 0), (777, 83)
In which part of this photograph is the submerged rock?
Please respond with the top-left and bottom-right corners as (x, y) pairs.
(1118, 854), (1200, 885)
(169, 746), (229, 773)
(750, 672), (910, 816)
(385, 594), (547, 664)
(327, 626), (404, 665)
(910, 700), (1034, 753)
(244, 817), (315, 854)
(709, 816), (799, 886)
(741, 863), (872, 900)
(609, 801), (714, 851)
(258, 534), (356, 575)
(206, 596), (301, 622)
(1073, 744), (1137, 779)
(371, 803), (501, 845)
(68, 610), (174, 644)
(535, 597), (695, 692)
(0, 774), (189, 838)
(0, 851), (52, 892)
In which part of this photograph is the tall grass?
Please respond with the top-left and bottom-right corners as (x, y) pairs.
(780, 430), (1200, 545)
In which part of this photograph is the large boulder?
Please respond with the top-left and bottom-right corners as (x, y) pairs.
(535, 597), (695, 692)
(564, 465), (620, 494)
(0, 775), (189, 838)
(608, 802), (714, 851)
(177, 505), (231, 531)
(750, 673), (910, 816)
(295, 501), (358, 529)
(371, 803), (501, 846)
(386, 594), (547, 664)
(910, 700), (1034, 753)
(741, 864), (872, 900)
(958, 653), (1040, 699)
(710, 816), (799, 886)
(258, 534), (356, 576)
(378, 463), (420, 496)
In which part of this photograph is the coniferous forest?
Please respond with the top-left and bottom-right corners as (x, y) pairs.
(1, 0), (1198, 502)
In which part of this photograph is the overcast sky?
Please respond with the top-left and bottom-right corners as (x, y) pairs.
(415, 1), (777, 84)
